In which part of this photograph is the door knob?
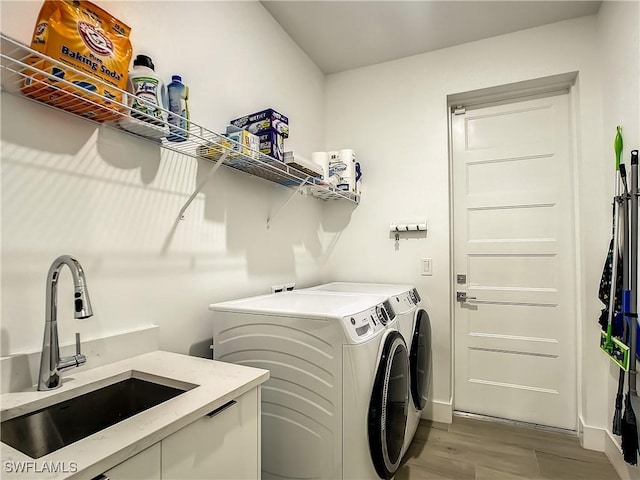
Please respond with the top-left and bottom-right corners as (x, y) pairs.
(456, 292), (477, 302)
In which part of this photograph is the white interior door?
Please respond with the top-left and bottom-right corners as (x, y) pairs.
(452, 93), (577, 430)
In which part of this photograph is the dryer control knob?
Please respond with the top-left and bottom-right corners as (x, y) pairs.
(409, 290), (417, 305)
(411, 288), (421, 303)
(376, 305), (388, 325)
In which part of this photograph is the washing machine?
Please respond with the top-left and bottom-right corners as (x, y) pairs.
(305, 282), (431, 456)
(209, 291), (409, 480)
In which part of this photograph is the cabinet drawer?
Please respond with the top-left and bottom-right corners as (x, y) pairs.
(162, 387), (259, 480)
(99, 443), (161, 480)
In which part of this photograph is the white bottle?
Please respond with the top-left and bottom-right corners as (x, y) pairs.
(119, 54), (169, 140)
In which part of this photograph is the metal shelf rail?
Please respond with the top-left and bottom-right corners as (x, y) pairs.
(0, 33), (359, 220)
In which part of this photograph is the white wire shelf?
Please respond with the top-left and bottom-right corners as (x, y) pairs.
(0, 33), (360, 209)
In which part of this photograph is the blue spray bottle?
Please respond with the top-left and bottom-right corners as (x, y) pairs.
(167, 75), (189, 142)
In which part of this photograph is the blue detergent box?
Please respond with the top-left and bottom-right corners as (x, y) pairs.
(258, 129), (285, 161)
(230, 108), (289, 138)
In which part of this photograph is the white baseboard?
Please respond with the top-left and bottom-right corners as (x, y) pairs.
(603, 429), (639, 480)
(580, 417), (607, 451)
(580, 417), (640, 480)
(0, 325), (159, 393)
(422, 399), (453, 424)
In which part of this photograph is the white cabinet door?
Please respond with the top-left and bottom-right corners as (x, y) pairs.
(162, 388), (260, 480)
(101, 443), (161, 480)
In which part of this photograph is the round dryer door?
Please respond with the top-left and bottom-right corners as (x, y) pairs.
(410, 309), (431, 410)
(368, 331), (409, 480)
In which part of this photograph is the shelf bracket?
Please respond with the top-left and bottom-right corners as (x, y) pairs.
(179, 152), (228, 220)
(266, 177), (310, 229)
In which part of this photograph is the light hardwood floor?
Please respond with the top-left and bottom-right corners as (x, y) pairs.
(397, 415), (620, 480)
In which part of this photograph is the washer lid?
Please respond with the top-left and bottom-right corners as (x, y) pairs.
(307, 282), (415, 296)
(209, 290), (388, 319)
(306, 282), (421, 315)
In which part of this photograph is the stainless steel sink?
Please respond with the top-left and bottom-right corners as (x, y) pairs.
(1, 373), (196, 459)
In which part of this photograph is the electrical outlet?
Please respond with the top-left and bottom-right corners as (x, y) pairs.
(271, 282), (296, 293)
(421, 258), (433, 276)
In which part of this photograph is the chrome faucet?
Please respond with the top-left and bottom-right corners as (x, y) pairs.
(38, 255), (93, 391)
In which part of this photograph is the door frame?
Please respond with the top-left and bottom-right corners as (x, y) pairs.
(446, 71), (584, 430)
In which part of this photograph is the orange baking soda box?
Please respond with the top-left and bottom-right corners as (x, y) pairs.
(22, 0), (132, 122)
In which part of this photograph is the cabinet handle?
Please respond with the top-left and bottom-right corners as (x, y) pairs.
(206, 400), (237, 418)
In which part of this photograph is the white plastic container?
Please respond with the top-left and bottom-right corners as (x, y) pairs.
(119, 54), (169, 140)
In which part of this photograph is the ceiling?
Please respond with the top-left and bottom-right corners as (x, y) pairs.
(261, 1), (602, 74)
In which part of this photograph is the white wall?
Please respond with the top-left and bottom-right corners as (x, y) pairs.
(0, 1), (336, 363)
(323, 15), (613, 432)
(598, 1), (640, 477)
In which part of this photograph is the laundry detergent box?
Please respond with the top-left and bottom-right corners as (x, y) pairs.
(22, 0), (132, 122)
(258, 129), (285, 161)
(226, 128), (260, 159)
(230, 108), (289, 138)
(196, 136), (255, 169)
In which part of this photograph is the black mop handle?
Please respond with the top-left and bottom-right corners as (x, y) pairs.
(630, 150), (638, 396)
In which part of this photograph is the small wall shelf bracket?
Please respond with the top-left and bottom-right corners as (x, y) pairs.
(266, 176), (311, 229)
(179, 152), (228, 220)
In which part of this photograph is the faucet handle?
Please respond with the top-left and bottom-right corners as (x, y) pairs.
(59, 333), (86, 371)
(75, 333), (86, 366)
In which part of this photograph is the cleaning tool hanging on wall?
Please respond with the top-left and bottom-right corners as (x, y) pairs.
(630, 150), (640, 361)
(628, 150), (639, 454)
(622, 149), (639, 464)
(613, 330), (628, 435)
(622, 393), (638, 464)
(611, 138), (630, 435)
(600, 126), (630, 370)
(599, 126), (623, 332)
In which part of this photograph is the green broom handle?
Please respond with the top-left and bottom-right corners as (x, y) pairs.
(615, 126), (623, 171)
(614, 126), (623, 203)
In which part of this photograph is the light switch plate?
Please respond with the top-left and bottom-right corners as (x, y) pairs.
(421, 258), (432, 276)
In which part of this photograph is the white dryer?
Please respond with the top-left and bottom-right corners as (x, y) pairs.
(305, 282), (432, 456)
(209, 291), (409, 480)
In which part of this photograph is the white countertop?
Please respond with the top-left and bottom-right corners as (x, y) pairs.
(0, 350), (269, 479)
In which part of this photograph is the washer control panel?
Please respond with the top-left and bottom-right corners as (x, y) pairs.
(389, 289), (421, 315)
(342, 304), (389, 342)
(410, 288), (421, 304)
